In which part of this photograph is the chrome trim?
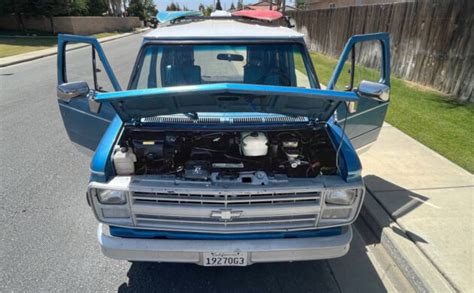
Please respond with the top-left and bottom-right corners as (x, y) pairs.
(98, 223), (353, 265)
(88, 176), (365, 234)
(57, 81), (89, 102)
(90, 169), (106, 176)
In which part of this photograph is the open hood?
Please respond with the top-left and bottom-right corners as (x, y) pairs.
(94, 83), (358, 123)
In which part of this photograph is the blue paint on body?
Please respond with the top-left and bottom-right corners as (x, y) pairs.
(109, 226), (342, 240)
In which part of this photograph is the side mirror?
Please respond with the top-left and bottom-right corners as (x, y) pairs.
(57, 81), (101, 113)
(357, 80), (390, 102)
(57, 81), (90, 102)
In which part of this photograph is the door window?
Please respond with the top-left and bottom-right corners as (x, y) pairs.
(64, 43), (114, 92)
(333, 40), (383, 91)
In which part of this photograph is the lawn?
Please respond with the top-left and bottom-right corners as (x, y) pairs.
(0, 31), (128, 58)
(308, 52), (474, 173)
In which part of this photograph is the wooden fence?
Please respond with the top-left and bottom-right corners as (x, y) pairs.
(289, 0), (473, 102)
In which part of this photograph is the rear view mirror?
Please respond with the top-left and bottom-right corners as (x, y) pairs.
(217, 53), (244, 62)
(57, 81), (90, 102)
(357, 80), (390, 102)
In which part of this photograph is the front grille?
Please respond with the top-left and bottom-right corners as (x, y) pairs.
(133, 191), (320, 206)
(134, 214), (318, 232)
(130, 190), (322, 233)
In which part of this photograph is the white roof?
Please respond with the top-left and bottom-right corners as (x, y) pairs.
(144, 20), (303, 40)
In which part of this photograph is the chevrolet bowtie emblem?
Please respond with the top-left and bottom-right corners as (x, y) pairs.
(210, 209), (243, 221)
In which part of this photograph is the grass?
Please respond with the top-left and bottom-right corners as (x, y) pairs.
(307, 52), (474, 173)
(0, 30), (131, 58)
(0, 37), (56, 58)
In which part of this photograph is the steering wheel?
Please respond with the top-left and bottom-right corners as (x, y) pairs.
(257, 67), (292, 86)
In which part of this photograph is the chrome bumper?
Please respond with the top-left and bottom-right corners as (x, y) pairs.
(97, 224), (352, 265)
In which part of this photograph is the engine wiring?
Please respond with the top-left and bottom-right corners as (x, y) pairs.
(120, 127), (339, 178)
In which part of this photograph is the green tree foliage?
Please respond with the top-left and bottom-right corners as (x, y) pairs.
(69, 0), (89, 16)
(230, 2), (236, 10)
(88, 0), (108, 16)
(215, 0), (222, 10)
(205, 5), (212, 16)
(198, 3), (213, 16)
(295, 0), (306, 9)
(166, 2), (180, 11)
(128, 0), (157, 20)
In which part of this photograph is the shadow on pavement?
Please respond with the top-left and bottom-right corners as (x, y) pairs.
(362, 175), (428, 245)
(118, 261), (341, 292)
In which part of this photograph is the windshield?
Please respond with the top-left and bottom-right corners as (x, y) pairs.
(131, 43), (315, 89)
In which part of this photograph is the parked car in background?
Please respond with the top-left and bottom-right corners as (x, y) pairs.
(55, 11), (390, 266)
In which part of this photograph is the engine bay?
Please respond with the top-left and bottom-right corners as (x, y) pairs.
(113, 127), (338, 180)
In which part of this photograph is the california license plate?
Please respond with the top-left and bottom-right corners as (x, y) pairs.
(203, 252), (248, 266)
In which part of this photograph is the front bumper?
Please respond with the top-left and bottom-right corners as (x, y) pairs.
(98, 224), (352, 265)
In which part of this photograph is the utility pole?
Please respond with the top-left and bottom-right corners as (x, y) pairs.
(269, 0), (273, 10)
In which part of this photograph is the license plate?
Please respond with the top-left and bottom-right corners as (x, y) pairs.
(203, 252), (248, 266)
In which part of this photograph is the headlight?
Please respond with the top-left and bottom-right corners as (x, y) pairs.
(96, 189), (127, 205)
(325, 189), (358, 205)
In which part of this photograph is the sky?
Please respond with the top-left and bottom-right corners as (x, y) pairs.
(154, 0), (296, 11)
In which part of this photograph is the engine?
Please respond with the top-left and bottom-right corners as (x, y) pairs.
(113, 128), (337, 180)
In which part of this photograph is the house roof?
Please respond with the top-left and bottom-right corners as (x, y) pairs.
(144, 19), (303, 40)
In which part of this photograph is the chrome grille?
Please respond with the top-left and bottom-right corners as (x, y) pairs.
(134, 214), (318, 232)
(132, 191), (320, 206)
(130, 190), (321, 233)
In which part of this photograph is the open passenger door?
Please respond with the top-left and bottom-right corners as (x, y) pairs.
(327, 33), (391, 151)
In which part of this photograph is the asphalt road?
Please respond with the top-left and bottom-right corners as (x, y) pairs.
(0, 32), (409, 292)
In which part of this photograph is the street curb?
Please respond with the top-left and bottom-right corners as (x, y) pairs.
(360, 188), (457, 292)
(0, 28), (150, 68)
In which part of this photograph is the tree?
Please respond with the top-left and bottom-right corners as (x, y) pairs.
(204, 5), (212, 16)
(108, 0), (124, 16)
(230, 2), (235, 10)
(128, 0), (157, 20)
(166, 2), (180, 11)
(295, 0), (305, 9)
(215, 0), (222, 10)
(198, 3), (205, 13)
(70, 0), (89, 16)
(88, 0), (108, 16)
